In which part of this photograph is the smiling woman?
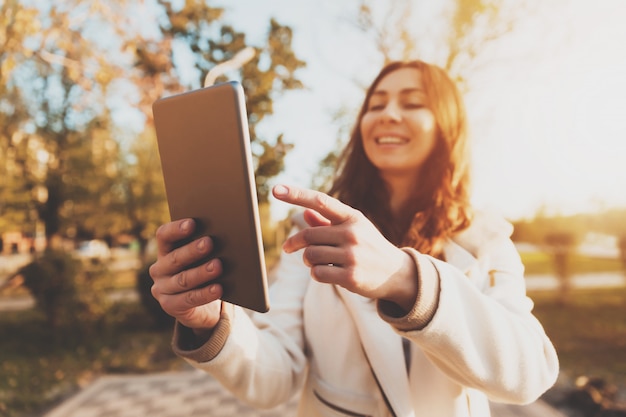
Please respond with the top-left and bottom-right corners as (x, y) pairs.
(148, 59), (559, 417)
(360, 68), (438, 183)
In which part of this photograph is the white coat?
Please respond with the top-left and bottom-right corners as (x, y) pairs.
(172, 212), (559, 417)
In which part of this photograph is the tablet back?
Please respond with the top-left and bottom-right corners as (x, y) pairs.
(152, 81), (269, 313)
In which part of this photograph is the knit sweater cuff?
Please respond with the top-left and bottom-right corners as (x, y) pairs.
(171, 302), (233, 363)
(377, 249), (440, 331)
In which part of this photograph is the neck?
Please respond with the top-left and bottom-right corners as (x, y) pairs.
(382, 172), (418, 216)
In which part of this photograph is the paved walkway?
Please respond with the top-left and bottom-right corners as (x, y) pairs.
(42, 369), (566, 417)
(9, 269), (619, 416)
(43, 369), (299, 417)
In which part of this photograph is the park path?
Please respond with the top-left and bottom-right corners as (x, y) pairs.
(42, 368), (566, 417)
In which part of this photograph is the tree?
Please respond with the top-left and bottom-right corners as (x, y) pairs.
(124, 2), (306, 258)
(545, 231), (578, 305)
(352, 0), (535, 85)
(0, 0), (306, 257)
(128, 4), (305, 203)
(0, 2), (41, 236)
(113, 129), (169, 264)
(0, 1), (125, 249)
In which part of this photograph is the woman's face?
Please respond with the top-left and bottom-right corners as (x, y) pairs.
(360, 67), (438, 181)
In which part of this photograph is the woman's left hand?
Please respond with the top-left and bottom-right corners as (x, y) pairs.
(272, 184), (418, 310)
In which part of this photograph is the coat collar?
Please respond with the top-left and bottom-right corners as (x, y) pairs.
(443, 238), (479, 275)
(333, 237), (483, 416)
(335, 286), (416, 417)
(313, 211), (512, 415)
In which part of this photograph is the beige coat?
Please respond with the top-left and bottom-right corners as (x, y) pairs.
(173, 212), (559, 417)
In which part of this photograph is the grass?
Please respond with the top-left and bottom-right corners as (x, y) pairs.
(520, 251), (623, 275)
(528, 287), (626, 390)
(0, 302), (184, 417)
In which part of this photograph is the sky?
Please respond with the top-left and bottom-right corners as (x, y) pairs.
(129, 0), (626, 222)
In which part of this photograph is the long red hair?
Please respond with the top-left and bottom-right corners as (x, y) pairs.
(328, 60), (472, 258)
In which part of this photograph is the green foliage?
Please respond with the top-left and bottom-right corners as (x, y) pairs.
(1, 0), (305, 254)
(108, 130), (169, 261)
(131, 4), (305, 203)
(0, 3), (40, 234)
(0, 303), (181, 417)
(255, 134), (294, 202)
(17, 250), (81, 328)
(17, 250), (115, 330)
(544, 232), (579, 281)
(0, 1), (124, 243)
(136, 261), (175, 330)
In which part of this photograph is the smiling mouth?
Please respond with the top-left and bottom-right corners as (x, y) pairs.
(376, 136), (407, 144)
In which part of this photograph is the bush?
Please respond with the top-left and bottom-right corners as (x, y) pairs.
(17, 249), (113, 331)
(0, 303), (181, 417)
(136, 261), (175, 329)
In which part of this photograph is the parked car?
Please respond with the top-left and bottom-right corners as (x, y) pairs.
(74, 240), (111, 263)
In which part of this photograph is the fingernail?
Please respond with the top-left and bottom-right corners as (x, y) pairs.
(197, 237), (207, 251)
(209, 284), (218, 294)
(181, 219), (191, 232)
(273, 184), (288, 196)
(282, 242), (293, 254)
(206, 260), (215, 272)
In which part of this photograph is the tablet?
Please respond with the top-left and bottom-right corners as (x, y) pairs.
(152, 81), (270, 313)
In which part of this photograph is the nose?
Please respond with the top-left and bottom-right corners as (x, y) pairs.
(379, 101), (402, 123)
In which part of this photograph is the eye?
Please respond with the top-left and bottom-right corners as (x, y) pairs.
(404, 102), (424, 109)
(368, 104), (386, 111)
(367, 99), (386, 111)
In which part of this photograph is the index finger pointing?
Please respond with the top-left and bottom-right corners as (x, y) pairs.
(272, 185), (354, 225)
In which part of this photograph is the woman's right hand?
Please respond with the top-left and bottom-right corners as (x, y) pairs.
(149, 218), (224, 333)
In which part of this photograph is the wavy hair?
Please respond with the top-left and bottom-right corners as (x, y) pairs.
(328, 60), (472, 258)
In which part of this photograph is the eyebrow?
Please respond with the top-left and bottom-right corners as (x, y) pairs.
(371, 88), (425, 97)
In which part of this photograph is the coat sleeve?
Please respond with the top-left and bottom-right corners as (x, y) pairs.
(171, 233), (311, 409)
(380, 216), (559, 405)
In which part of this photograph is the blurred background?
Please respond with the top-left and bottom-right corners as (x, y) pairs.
(1, 0), (625, 416)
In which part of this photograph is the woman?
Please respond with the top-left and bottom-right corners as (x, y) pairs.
(149, 60), (559, 416)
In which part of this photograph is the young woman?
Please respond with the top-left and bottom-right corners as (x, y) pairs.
(149, 60), (559, 416)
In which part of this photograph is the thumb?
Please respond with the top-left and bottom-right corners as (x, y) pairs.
(303, 209), (332, 227)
